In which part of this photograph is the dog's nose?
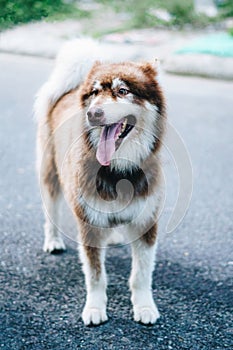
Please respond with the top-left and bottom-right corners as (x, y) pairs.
(87, 107), (105, 126)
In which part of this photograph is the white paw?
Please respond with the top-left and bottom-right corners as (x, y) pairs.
(82, 306), (108, 326)
(133, 304), (160, 324)
(43, 236), (66, 253)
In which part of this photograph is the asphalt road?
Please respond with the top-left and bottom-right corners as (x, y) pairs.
(0, 53), (232, 350)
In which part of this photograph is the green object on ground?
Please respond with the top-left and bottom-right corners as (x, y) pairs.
(176, 33), (233, 57)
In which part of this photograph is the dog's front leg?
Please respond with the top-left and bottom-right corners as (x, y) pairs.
(78, 226), (107, 326)
(129, 224), (160, 324)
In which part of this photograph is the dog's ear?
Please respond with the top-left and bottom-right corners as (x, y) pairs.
(152, 57), (161, 72)
(138, 59), (162, 84)
(92, 60), (102, 69)
(141, 57), (160, 73)
(85, 60), (102, 82)
(87, 60), (102, 77)
(151, 58), (162, 83)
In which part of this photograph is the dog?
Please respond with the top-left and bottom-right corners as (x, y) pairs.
(35, 39), (166, 326)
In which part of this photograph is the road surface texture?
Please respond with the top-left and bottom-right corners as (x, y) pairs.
(0, 53), (232, 349)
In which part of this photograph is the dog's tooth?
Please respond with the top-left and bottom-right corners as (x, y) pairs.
(121, 118), (127, 133)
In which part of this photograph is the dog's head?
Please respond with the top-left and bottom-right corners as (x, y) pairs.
(80, 61), (165, 167)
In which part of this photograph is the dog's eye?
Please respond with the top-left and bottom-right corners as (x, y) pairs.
(91, 89), (98, 96)
(118, 88), (129, 96)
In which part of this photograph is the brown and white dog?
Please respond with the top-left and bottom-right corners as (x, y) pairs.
(35, 39), (166, 326)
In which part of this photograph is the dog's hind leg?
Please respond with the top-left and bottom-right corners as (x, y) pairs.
(37, 122), (66, 253)
(129, 224), (160, 324)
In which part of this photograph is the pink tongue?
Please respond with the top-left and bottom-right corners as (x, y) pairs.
(96, 123), (121, 166)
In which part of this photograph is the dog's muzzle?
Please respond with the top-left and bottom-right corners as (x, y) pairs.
(87, 107), (105, 126)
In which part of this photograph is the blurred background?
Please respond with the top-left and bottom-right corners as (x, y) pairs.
(1, 0), (233, 33)
(1, 0), (233, 78)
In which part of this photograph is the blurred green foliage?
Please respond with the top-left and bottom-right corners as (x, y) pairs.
(216, 0), (233, 36)
(164, 0), (196, 26)
(217, 0), (233, 17)
(0, 0), (86, 30)
(1, 0), (232, 32)
(96, 0), (213, 28)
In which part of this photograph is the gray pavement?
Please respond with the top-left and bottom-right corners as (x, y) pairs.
(1, 20), (233, 80)
(0, 53), (232, 349)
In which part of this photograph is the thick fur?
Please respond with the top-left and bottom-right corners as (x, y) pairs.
(35, 39), (166, 326)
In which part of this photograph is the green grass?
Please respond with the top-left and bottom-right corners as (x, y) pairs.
(96, 0), (215, 29)
(0, 0), (89, 30)
(229, 27), (233, 37)
(217, 0), (233, 17)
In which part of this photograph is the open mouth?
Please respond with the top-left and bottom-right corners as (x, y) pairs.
(96, 115), (136, 166)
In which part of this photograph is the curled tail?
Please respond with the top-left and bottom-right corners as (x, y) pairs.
(34, 38), (102, 122)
